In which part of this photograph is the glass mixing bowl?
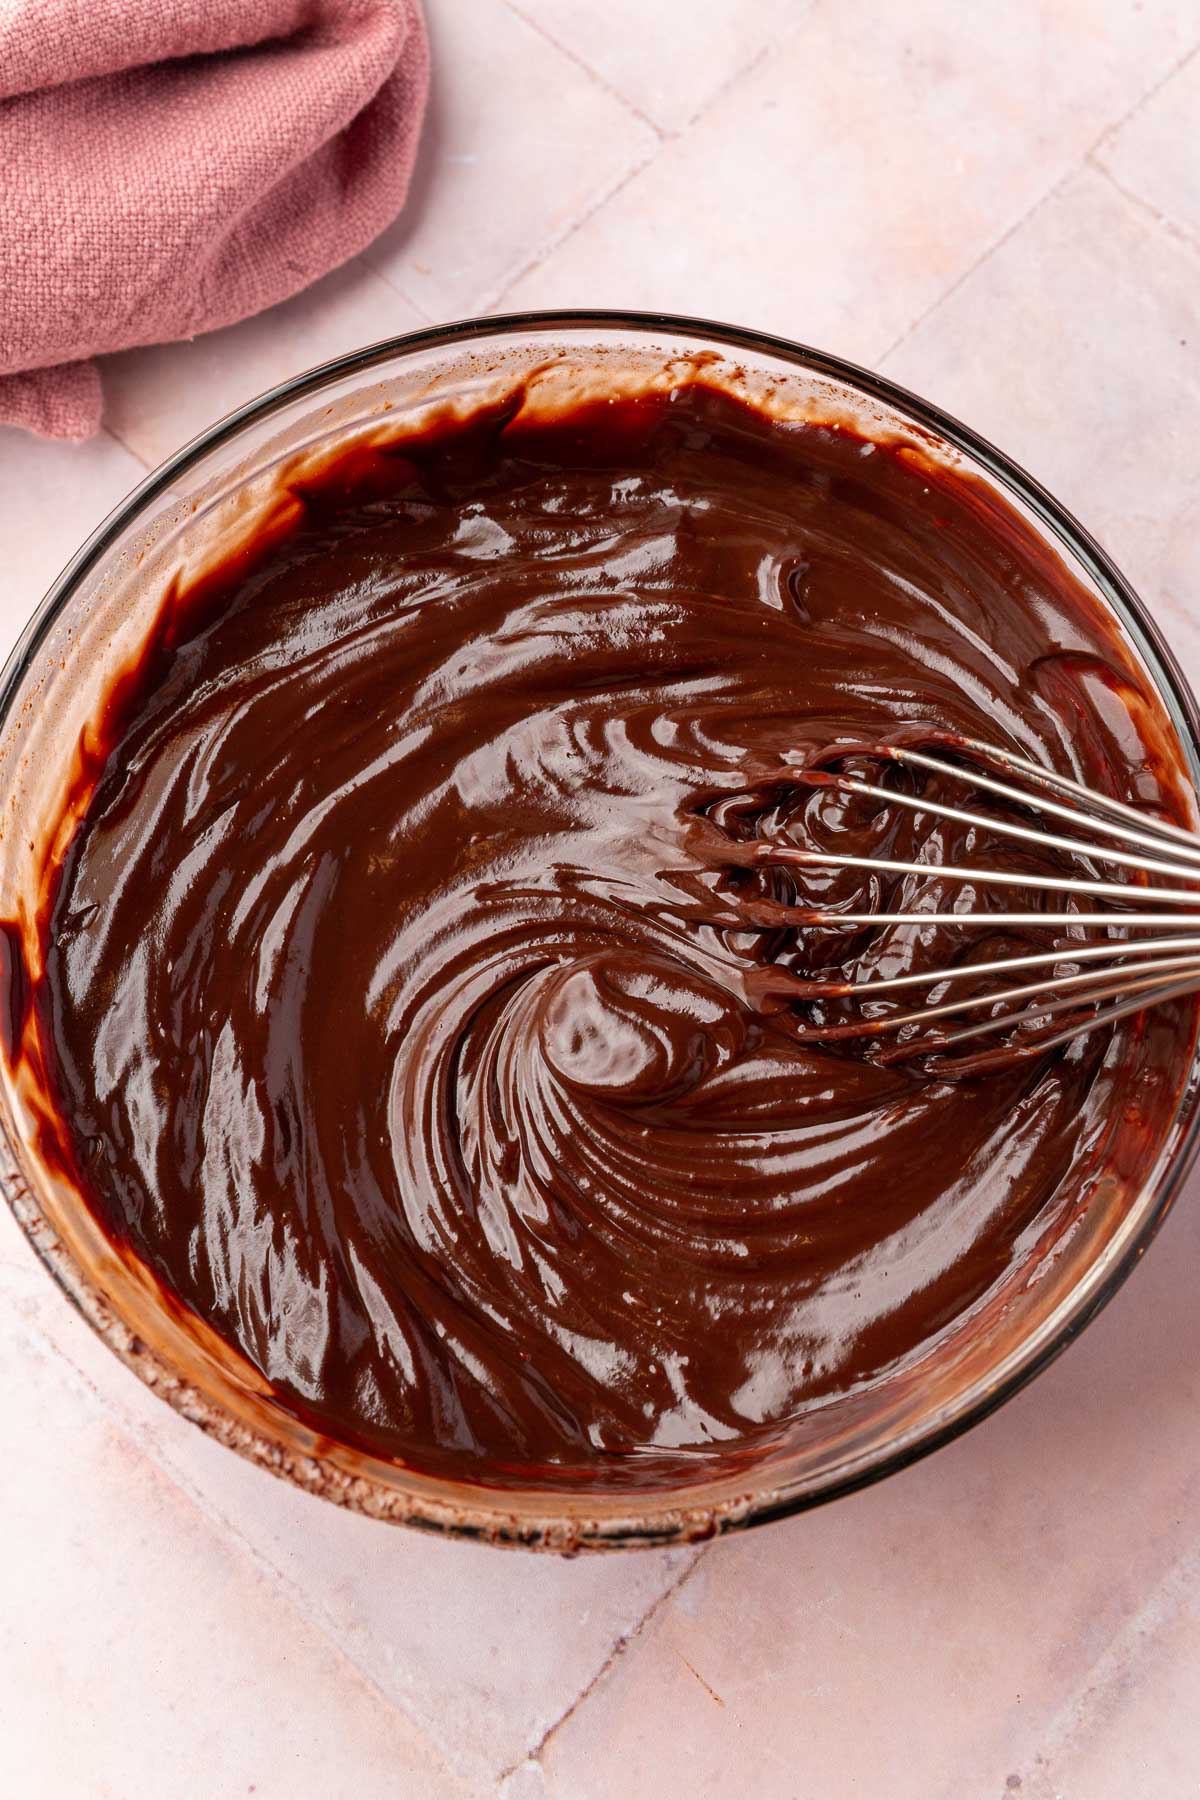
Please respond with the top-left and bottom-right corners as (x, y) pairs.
(3, 312), (1198, 1551)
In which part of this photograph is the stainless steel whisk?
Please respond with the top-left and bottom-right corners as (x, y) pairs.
(761, 739), (1200, 1072)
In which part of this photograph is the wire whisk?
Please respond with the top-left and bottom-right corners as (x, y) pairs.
(753, 738), (1200, 1074)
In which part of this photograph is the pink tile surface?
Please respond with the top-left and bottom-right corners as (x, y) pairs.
(0, 1260), (472, 1800)
(4, 1), (1200, 1793)
(6, 1232), (694, 1787)
(497, 0), (1200, 362)
(364, 0), (656, 318)
(0, 425), (144, 629)
(538, 1167), (1200, 1797)
(1096, 45), (1200, 245)
(508, 0), (809, 132)
(1027, 1548), (1200, 1799)
(883, 168), (1200, 617)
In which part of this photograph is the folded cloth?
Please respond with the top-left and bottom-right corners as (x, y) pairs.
(0, 0), (429, 440)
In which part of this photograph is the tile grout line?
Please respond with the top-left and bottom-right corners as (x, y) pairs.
(498, 1543), (711, 1786)
(670, 26), (791, 137)
(658, 0), (824, 142)
(483, 11), (816, 314)
(16, 1275), (703, 1797)
(1085, 154), (1200, 263)
(919, 1453), (1200, 1800)
(875, 165), (1080, 370)
(101, 418), (153, 471)
(360, 248), (438, 325)
(1016, 1534), (1200, 1791)
(878, 28), (1200, 377)
(500, 0), (664, 136)
(352, 255), (439, 326)
(1087, 33), (1200, 165)
(481, 139), (663, 314)
(504, 0), (818, 146)
(10, 1286), (469, 1783)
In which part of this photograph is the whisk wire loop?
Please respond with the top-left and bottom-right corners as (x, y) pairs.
(776, 741), (1200, 1065)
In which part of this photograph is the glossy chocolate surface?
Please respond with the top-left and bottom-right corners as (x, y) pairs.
(22, 380), (1193, 1487)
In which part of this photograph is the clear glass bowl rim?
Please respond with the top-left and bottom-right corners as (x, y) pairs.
(3, 307), (1199, 1550)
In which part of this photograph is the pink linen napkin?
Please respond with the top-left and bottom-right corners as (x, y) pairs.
(0, 0), (429, 440)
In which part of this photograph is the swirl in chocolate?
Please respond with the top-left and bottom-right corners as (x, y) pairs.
(26, 380), (1192, 1487)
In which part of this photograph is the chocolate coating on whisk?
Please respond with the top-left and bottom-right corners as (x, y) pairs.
(19, 378), (1194, 1487)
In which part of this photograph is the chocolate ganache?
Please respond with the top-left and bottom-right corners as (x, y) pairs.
(17, 377), (1195, 1487)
